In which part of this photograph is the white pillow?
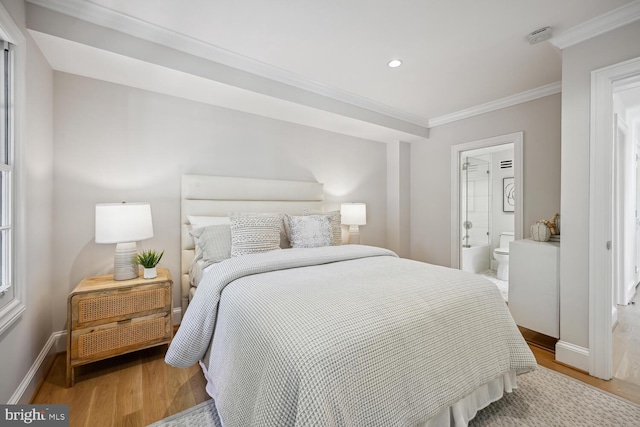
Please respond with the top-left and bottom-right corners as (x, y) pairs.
(302, 209), (342, 245)
(187, 215), (231, 229)
(229, 212), (282, 257)
(284, 214), (332, 248)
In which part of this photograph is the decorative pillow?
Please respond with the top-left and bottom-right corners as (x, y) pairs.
(187, 215), (231, 230)
(302, 209), (342, 245)
(189, 224), (232, 264)
(229, 212), (282, 257)
(284, 214), (332, 248)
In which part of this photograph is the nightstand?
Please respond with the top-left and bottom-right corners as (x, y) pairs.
(66, 268), (173, 387)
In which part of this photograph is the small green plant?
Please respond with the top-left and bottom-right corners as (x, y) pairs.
(135, 249), (164, 268)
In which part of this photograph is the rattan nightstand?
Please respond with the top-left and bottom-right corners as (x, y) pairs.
(66, 269), (173, 387)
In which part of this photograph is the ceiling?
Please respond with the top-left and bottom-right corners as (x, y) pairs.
(25, 0), (640, 142)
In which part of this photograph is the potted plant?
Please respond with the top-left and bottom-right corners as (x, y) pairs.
(135, 249), (164, 279)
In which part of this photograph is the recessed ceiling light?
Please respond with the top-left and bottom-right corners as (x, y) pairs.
(388, 59), (403, 68)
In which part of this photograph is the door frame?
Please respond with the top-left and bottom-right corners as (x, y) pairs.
(450, 132), (523, 269)
(589, 56), (640, 379)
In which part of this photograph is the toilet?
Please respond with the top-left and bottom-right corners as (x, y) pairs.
(493, 232), (515, 281)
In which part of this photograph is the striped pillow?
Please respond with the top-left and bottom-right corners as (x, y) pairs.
(229, 212), (282, 257)
(302, 209), (342, 245)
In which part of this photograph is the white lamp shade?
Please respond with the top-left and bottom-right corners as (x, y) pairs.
(95, 202), (154, 243)
(341, 203), (367, 226)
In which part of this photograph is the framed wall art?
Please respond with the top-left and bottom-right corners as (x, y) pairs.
(503, 177), (515, 212)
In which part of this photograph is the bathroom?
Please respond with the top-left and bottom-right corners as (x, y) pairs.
(460, 143), (514, 300)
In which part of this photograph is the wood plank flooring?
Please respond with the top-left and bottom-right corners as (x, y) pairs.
(32, 346), (208, 427)
(32, 342), (640, 426)
(532, 345), (640, 406)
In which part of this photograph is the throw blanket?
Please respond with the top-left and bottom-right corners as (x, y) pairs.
(166, 245), (536, 426)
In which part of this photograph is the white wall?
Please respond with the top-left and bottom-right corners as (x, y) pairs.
(51, 72), (388, 330)
(490, 148), (515, 268)
(0, 0), (54, 403)
(387, 141), (410, 257)
(560, 21), (640, 354)
(411, 94), (561, 266)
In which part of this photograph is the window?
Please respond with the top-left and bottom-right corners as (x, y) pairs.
(0, 4), (23, 337)
(0, 41), (13, 312)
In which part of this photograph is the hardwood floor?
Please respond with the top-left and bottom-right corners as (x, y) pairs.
(613, 287), (640, 387)
(32, 346), (209, 427)
(32, 344), (640, 426)
(532, 345), (640, 406)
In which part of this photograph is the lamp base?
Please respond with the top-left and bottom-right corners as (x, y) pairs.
(347, 225), (360, 245)
(114, 242), (138, 281)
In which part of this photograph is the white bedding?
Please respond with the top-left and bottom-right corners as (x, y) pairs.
(166, 245), (536, 426)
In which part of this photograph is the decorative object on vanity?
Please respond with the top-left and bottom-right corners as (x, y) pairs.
(530, 221), (551, 242)
(548, 213), (561, 242)
(340, 203), (366, 244)
(136, 249), (164, 279)
(502, 177), (515, 212)
(95, 202), (154, 281)
(536, 213), (561, 242)
(552, 213), (560, 234)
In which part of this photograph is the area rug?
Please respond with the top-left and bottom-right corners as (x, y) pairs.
(148, 366), (640, 426)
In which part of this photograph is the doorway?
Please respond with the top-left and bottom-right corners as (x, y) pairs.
(611, 86), (640, 386)
(450, 132), (523, 275)
(589, 56), (640, 380)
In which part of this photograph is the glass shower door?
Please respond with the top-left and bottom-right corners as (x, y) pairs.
(460, 155), (490, 272)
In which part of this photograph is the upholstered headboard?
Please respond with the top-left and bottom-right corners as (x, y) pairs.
(180, 174), (325, 313)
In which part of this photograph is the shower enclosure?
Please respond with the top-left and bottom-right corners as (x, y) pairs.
(460, 155), (491, 273)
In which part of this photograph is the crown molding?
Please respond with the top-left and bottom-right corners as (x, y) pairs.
(550, 0), (640, 49)
(0, 0), (25, 44)
(428, 82), (561, 128)
(26, 0), (429, 128)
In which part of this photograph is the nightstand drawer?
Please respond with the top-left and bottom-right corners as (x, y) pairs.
(70, 313), (171, 363)
(71, 283), (171, 328)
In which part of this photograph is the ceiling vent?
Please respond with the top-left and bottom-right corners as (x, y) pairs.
(500, 160), (513, 169)
(527, 27), (552, 45)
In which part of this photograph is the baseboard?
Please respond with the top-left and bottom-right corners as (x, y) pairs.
(8, 330), (66, 404)
(10, 307), (183, 403)
(555, 340), (590, 372)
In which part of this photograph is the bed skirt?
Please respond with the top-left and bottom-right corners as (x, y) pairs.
(200, 362), (517, 427)
(421, 370), (517, 426)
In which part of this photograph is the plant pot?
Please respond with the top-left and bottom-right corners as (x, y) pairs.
(143, 267), (157, 279)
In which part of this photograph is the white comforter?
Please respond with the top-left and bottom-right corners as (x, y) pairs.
(166, 245), (536, 426)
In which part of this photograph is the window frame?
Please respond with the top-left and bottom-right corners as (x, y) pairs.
(0, 2), (26, 337)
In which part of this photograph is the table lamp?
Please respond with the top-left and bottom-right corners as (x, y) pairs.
(95, 202), (154, 280)
(341, 203), (366, 244)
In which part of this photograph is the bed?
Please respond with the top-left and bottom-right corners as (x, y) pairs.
(166, 174), (537, 427)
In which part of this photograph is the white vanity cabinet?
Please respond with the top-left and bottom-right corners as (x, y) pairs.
(508, 239), (560, 338)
